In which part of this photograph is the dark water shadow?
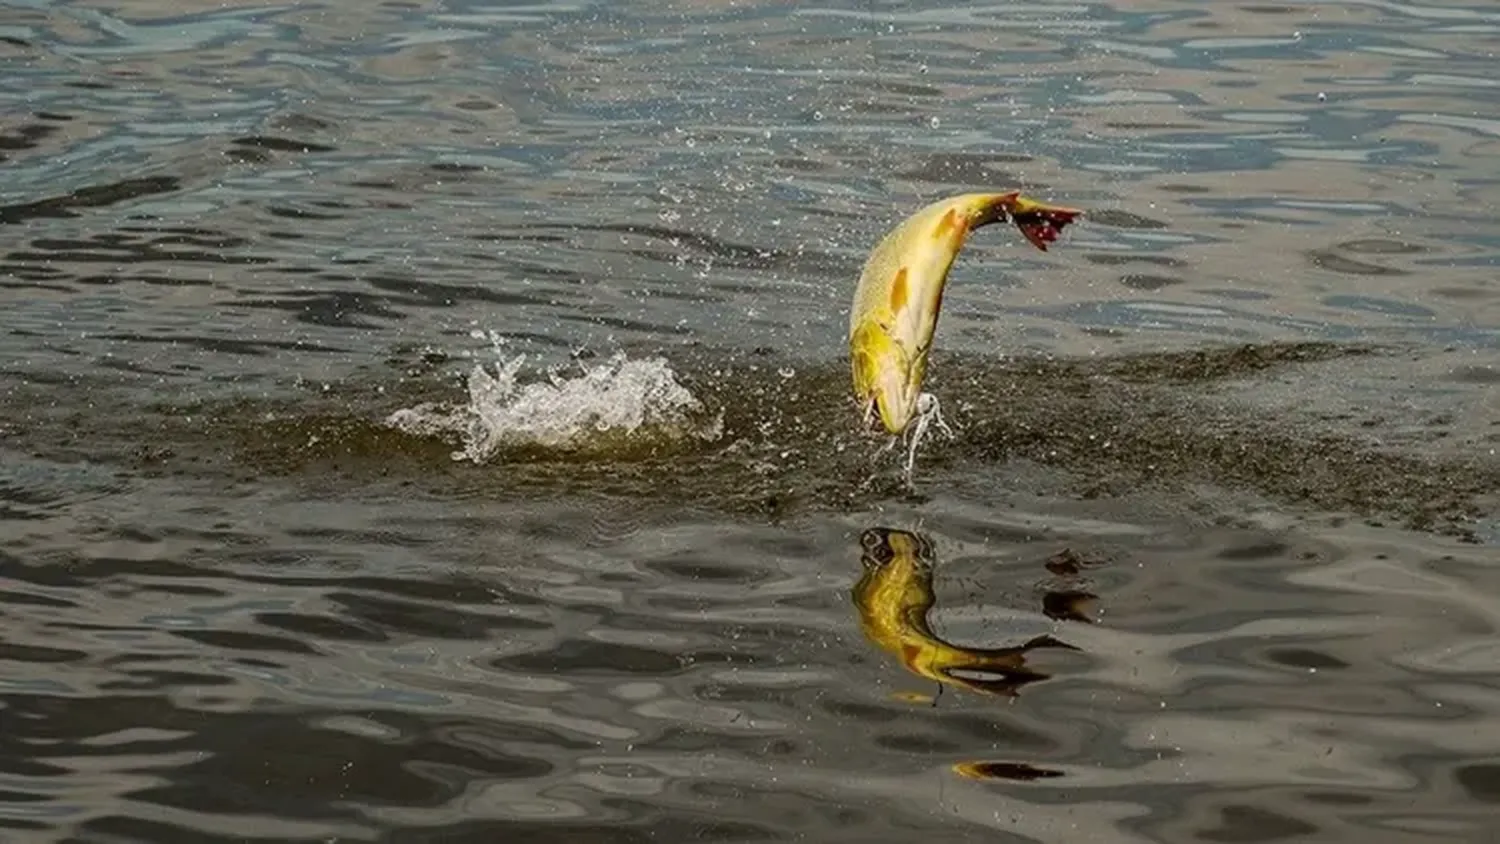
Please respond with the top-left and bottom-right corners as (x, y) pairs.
(0, 176), (182, 225)
(2, 340), (1494, 541)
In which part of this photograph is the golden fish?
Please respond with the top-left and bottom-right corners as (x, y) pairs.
(848, 192), (1081, 443)
(853, 527), (1077, 698)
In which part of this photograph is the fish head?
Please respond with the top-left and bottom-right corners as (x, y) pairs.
(859, 527), (934, 573)
(855, 527), (937, 623)
(850, 322), (927, 435)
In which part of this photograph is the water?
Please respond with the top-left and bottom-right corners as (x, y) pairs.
(3, 0), (1499, 840)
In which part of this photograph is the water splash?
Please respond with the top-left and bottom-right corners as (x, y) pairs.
(386, 338), (722, 462)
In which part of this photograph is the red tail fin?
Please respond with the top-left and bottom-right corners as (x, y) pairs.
(1009, 197), (1082, 252)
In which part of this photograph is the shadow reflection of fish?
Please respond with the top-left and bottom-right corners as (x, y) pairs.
(853, 527), (1079, 698)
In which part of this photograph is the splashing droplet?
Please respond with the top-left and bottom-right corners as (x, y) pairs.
(386, 349), (722, 461)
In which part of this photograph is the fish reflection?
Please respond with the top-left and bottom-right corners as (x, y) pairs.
(952, 760), (1066, 782)
(854, 527), (1080, 698)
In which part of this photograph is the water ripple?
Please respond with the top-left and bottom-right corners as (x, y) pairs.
(3, 0), (1499, 840)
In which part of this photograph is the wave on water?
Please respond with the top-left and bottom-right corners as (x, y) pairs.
(385, 333), (723, 462)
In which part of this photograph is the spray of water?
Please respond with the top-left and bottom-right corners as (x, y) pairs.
(385, 333), (722, 462)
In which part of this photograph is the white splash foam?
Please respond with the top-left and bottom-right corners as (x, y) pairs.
(386, 338), (721, 462)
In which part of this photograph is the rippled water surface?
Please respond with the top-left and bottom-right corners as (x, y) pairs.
(4, 0), (1500, 841)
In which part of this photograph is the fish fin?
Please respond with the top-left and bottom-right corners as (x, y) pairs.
(1009, 195), (1082, 252)
(1019, 633), (1082, 652)
(938, 653), (1048, 698)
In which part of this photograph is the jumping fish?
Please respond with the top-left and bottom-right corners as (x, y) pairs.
(848, 192), (1080, 474)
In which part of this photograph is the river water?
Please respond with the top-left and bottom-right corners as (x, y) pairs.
(3, 0), (1499, 841)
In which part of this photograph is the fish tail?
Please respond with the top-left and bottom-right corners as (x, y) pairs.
(935, 635), (1080, 696)
(1007, 195), (1083, 252)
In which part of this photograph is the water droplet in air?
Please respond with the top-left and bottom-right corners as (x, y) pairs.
(812, 110), (824, 121)
(929, 116), (940, 129)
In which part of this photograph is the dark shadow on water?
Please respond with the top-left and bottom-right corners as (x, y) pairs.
(1, 340), (1494, 540)
(0, 176), (182, 225)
